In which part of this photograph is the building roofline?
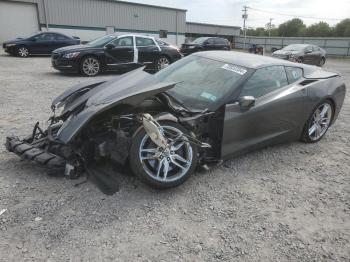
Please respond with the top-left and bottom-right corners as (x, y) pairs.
(106, 0), (187, 12)
(186, 22), (240, 29)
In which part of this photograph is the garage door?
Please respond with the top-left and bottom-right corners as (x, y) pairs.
(0, 1), (39, 43)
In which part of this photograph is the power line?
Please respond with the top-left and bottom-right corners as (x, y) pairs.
(248, 7), (344, 21)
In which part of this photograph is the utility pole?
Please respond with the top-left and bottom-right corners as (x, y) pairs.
(268, 18), (273, 37)
(242, 5), (248, 50)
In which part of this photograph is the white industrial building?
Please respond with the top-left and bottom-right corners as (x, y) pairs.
(0, 0), (240, 45)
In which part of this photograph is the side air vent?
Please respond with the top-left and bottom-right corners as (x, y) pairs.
(299, 79), (318, 86)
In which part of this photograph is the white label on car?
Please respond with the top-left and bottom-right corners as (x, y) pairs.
(221, 64), (247, 75)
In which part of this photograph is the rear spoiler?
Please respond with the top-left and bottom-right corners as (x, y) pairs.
(304, 68), (339, 80)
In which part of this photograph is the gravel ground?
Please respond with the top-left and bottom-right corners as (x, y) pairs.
(0, 52), (349, 261)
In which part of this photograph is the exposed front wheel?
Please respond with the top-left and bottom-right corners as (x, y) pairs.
(80, 56), (101, 76)
(129, 121), (197, 189)
(17, 46), (30, 57)
(301, 101), (333, 143)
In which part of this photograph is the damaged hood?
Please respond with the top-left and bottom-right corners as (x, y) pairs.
(53, 67), (177, 144)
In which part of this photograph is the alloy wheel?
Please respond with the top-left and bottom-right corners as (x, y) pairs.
(157, 57), (170, 71)
(139, 126), (193, 182)
(18, 47), (29, 57)
(82, 57), (100, 76)
(308, 102), (332, 141)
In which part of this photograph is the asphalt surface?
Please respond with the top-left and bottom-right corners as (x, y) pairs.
(0, 51), (349, 261)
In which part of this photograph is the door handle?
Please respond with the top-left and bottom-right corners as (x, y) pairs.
(128, 50), (134, 53)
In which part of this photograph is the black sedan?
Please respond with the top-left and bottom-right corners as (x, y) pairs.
(180, 37), (231, 56)
(2, 32), (80, 57)
(51, 34), (183, 76)
(272, 44), (327, 66)
(6, 51), (346, 192)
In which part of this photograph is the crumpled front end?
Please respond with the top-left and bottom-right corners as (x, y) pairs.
(5, 122), (69, 171)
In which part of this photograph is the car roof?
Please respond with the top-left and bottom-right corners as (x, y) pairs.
(195, 51), (313, 69)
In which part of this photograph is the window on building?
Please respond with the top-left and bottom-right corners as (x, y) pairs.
(240, 66), (288, 98)
(159, 30), (168, 38)
(136, 37), (155, 46)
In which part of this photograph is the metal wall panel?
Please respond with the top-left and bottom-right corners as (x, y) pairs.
(45, 0), (186, 33)
(186, 22), (240, 36)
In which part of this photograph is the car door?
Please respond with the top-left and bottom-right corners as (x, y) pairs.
(221, 66), (308, 158)
(303, 45), (317, 65)
(135, 36), (160, 65)
(53, 34), (73, 50)
(104, 36), (135, 67)
(33, 33), (57, 54)
(214, 38), (225, 50)
(311, 45), (323, 65)
(203, 38), (215, 51)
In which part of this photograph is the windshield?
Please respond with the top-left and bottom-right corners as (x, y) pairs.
(154, 55), (247, 110)
(86, 35), (117, 47)
(191, 37), (210, 44)
(282, 44), (306, 51)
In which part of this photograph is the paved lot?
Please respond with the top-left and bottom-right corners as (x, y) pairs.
(0, 52), (349, 261)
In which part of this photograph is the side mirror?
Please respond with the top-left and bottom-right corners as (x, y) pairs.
(238, 96), (255, 109)
(105, 43), (115, 50)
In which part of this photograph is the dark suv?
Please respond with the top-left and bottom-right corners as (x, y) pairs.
(180, 37), (231, 56)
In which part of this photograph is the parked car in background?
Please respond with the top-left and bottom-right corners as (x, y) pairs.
(52, 34), (182, 76)
(2, 32), (80, 57)
(180, 37), (231, 56)
(248, 44), (264, 55)
(272, 44), (326, 66)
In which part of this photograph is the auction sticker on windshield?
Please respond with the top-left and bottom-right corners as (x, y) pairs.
(200, 92), (217, 102)
(221, 64), (247, 75)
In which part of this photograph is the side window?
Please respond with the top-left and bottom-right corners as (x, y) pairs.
(206, 38), (215, 45)
(112, 36), (133, 47)
(240, 66), (288, 98)
(285, 67), (303, 84)
(41, 34), (56, 40)
(136, 37), (155, 47)
(55, 34), (68, 40)
(305, 46), (313, 53)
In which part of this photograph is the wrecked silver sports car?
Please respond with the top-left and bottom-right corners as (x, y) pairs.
(6, 51), (346, 191)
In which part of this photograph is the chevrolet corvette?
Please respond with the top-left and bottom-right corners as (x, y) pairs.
(6, 51), (346, 191)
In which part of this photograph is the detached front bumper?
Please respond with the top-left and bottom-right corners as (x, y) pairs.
(5, 123), (66, 169)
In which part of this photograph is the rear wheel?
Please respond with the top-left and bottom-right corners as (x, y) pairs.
(319, 57), (326, 67)
(301, 101), (333, 143)
(297, 57), (303, 63)
(129, 121), (198, 189)
(80, 56), (101, 76)
(155, 56), (170, 72)
(17, 46), (30, 57)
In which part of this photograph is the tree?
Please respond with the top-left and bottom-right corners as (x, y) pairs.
(278, 18), (306, 37)
(334, 19), (350, 37)
(306, 21), (332, 37)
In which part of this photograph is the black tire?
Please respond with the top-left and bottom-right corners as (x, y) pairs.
(154, 55), (171, 72)
(297, 57), (303, 63)
(301, 100), (334, 143)
(16, 46), (30, 57)
(80, 56), (101, 76)
(319, 57), (326, 67)
(129, 121), (198, 189)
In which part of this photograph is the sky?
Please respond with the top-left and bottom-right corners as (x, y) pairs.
(128, 0), (350, 28)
